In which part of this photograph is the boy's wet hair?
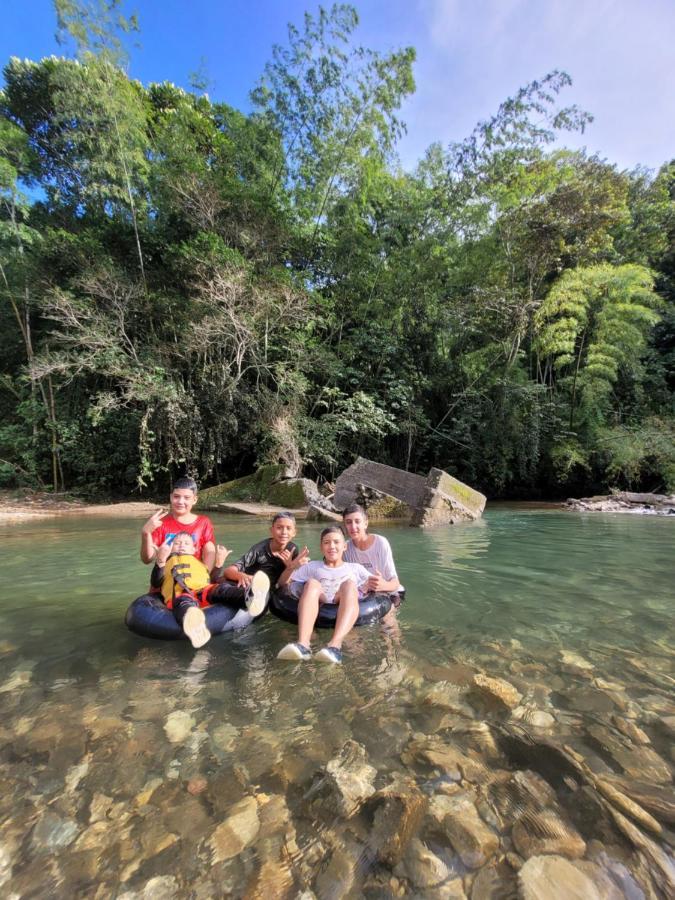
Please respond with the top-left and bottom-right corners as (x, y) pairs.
(272, 511), (296, 524)
(320, 525), (345, 540)
(342, 503), (367, 519)
(173, 531), (194, 542)
(172, 476), (198, 494)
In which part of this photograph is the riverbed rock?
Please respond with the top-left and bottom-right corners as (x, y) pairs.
(310, 740), (376, 818)
(118, 876), (180, 900)
(163, 711), (195, 744)
(611, 715), (650, 745)
(586, 724), (672, 783)
(314, 840), (360, 898)
(421, 681), (473, 714)
(603, 776), (675, 825)
(403, 735), (488, 783)
(560, 651), (594, 672)
(428, 792), (499, 869)
(207, 795), (260, 863)
(518, 855), (606, 900)
(470, 859), (518, 899)
(242, 859), (294, 900)
(594, 778), (662, 834)
(510, 706), (555, 729)
(512, 810), (586, 859)
(368, 774), (428, 865)
(396, 837), (451, 888)
(471, 674), (522, 712)
(489, 770), (557, 825)
(30, 811), (79, 851)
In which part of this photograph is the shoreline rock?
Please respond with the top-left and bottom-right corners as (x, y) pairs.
(566, 491), (675, 516)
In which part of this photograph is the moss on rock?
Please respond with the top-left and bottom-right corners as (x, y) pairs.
(267, 480), (308, 508)
(196, 465), (286, 507)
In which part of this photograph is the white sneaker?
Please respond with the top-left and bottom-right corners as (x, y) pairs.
(277, 642), (312, 661)
(245, 571), (270, 617)
(182, 606), (211, 649)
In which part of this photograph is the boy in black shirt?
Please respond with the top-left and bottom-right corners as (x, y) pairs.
(214, 512), (308, 612)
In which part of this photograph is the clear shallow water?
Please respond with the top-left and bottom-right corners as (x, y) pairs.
(0, 508), (673, 897)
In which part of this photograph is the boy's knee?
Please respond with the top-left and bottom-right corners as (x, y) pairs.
(301, 578), (322, 597)
(337, 579), (358, 600)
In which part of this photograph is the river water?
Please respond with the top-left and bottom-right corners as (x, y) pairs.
(0, 508), (673, 897)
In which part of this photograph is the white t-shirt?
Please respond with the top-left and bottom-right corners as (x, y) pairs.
(290, 560), (370, 603)
(344, 534), (400, 587)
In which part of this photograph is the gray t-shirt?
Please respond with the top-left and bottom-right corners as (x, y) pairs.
(290, 560), (370, 603)
(344, 534), (399, 584)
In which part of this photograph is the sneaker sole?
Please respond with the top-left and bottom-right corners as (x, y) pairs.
(277, 644), (310, 661)
(183, 607), (211, 649)
(246, 571), (270, 617)
(314, 648), (342, 664)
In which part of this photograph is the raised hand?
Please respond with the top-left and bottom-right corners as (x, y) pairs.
(142, 508), (168, 535)
(272, 547), (293, 566)
(291, 545), (310, 569)
(215, 544), (230, 567)
(155, 540), (172, 566)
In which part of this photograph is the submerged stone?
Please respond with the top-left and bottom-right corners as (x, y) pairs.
(512, 810), (586, 859)
(471, 674), (522, 712)
(163, 711), (195, 744)
(310, 740), (377, 818)
(469, 859), (518, 899)
(428, 792), (499, 869)
(586, 725), (672, 783)
(369, 774), (428, 866)
(30, 811), (79, 851)
(118, 875), (180, 899)
(208, 795), (260, 863)
(518, 856), (604, 900)
(396, 837), (451, 888)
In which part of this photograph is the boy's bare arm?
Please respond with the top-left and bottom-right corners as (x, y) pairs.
(210, 545), (230, 580)
(201, 540), (216, 571)
(140, 509), (167, 563)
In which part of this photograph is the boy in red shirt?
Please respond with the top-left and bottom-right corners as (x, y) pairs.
(140, 477), (216, 571)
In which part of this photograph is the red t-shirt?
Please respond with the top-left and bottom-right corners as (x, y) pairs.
(151, 514), (215, 561)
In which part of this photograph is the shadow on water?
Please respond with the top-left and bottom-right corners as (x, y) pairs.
(0, 509), (673, 896)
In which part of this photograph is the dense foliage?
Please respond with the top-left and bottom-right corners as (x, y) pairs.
(1, 3), (673, 497)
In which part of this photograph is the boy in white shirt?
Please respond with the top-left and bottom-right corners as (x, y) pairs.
(276, 525), (369, 664)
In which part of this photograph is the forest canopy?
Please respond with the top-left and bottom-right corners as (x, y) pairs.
(1, 2), (673, 498)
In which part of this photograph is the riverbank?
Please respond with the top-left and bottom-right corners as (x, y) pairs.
(0, 490), (156, 522)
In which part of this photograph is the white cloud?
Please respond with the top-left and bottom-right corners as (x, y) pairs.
(395, 0), (675, 170)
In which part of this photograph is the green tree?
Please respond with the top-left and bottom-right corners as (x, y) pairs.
(535, 263), (661, 429)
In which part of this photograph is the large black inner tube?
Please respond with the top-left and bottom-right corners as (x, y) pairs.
(269, 590), (393, 628)
(125, 593), (252, 640)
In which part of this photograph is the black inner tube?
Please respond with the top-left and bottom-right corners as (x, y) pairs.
(269, 590), (393, 628)
(125, 593), (251, 640)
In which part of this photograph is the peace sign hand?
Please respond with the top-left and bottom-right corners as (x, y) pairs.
(142, 508), (168, 535)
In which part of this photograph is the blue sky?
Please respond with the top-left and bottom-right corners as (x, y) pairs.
(3, 0), (674, 173)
